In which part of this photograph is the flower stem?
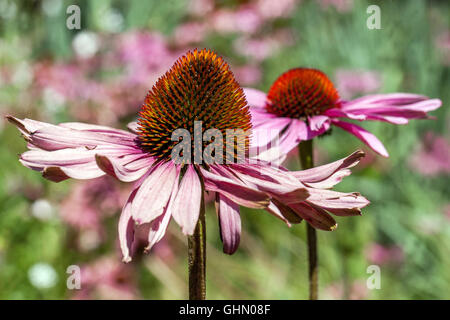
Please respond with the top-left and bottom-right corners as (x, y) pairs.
(187, 190), (206, 300)
(298, 140), (318, 300)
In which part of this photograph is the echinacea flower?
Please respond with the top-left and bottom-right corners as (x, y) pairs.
(7, 50), (368, 263)
(245, 68), (442, 160)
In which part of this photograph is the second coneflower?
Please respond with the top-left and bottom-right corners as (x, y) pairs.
(244, 68), (441, 300)
(7, 50), (369, 300)
(245, 68), (442, 161)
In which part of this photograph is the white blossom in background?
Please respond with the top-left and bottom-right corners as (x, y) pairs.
(41, 0), (62, 17)
(12, 62), (33, 89)
(72, 31), (99, 59)
(43, 87), (66, 114)
(31, 199), (56, 221)
(0, 0), (17, 20)
(99, 8), (124, 33)
(28, 263), (58, 289)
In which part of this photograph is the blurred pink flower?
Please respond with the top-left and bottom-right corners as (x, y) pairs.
(335, 69), (382, 100)
(233, 65), (262, 86)
(60, 177), (128, 251)
(365, 243), (405, 266)
(256, 0), (299, 19)
(173, 22), (208, 47)
(408, 131), (450, 176)
(60, 177), (125, 231)
(115, 31), (176, 85)
(234, 29), (295, 62)
(72, 257), (139, 300)
(188, 0), (214, 17)
(435, 31), (450, 66)
(325, 280), (368, 300)
(443, 204), (450, 221)
(210, 6), (263, 35)
(317, 0), (354, 12)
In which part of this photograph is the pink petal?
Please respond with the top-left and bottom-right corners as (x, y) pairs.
(289, 202), (337, 231)
(339, 94), (442, 122)
(292, 150), (365, 185)
(29, 126), (135, 151)
(265, 201), (292, 226)
(227, 164), (309, 204)
(59, 122), (136, 137)
(200, 166), (270, 209)
(6, 116), (53, 138)
(307, 189), (370, 212)
(95, 153), (154, 182)
(270, 199), (303, 225)
(332, 120), (389, 157)
(295, 119), (329, 141)
(118, 189), (137, 263)
(216, 194), (241, 255)
(243, 87), (268, 108)
(308, 115), (330, 132)
(250, 117), (291, 148)
(127, 121), (139, 134)
(131, 161), (179, 224)
(144, 167), (179, 253)
(171, 165), (202, 235)
(19, 148), (107, 181)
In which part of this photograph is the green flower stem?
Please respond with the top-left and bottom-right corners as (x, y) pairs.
(299, 140), (318, 300)
(187, 188), (206, 300)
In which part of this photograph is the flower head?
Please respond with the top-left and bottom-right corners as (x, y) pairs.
(245, 67), (442, 160)
(137, 49), (251, 162)
(7, 50), (369, 262)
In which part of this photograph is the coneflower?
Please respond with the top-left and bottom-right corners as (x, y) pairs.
(244, 67), (441, 299)
(7, 51), (369, 299)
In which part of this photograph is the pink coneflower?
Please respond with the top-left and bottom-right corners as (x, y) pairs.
(7, 49), (369, 299)
(245, 68), (442, 159)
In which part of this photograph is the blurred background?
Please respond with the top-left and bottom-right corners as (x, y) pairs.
(0, 0), (449, 299)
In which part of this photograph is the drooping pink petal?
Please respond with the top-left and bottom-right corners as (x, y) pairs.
(95, 153), (154, 182)
(332, 120), (389, 157)
(265, 201), (292, 226)
(6, 116), (53, 139)
(216, 194), (241, 255)
(8, 116), (146, 182)
(306, 188), (370, 213)
(227, 164), (310, 204)
(118, 189), (137, 263)
(289, 202), (337, 231)
(131, 161), (179, 224)
(19, 147), (107, 181)
(200, 166), (270, 209)
(269, 199), (303, 225)
(292, 150), (365, 187)
(145, 177), (179, 253)
(171, 165), (202, 235)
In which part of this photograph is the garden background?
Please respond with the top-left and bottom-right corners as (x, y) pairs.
(0, 0), (449, 299)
